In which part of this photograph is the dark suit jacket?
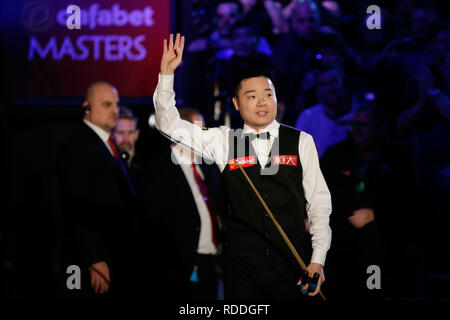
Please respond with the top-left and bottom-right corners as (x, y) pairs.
(56, 122), (139, 296)
(139, 147), (226, 298)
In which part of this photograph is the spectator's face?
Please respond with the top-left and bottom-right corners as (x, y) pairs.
(316, 69), (344, 106)
(290, 4), (320, 39)
(350, 110), (376, 145)
(232, 26), (259, 57)
(85, 84), (119, 132)
(232, 76), (277, 130)
(217, 3), (241, 36)
(410, 8), (432, 35)
(434, 30), (450, 62)
(112, 118), (139, 152)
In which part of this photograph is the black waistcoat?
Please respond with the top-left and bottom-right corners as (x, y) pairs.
(221, 124), (309, 271)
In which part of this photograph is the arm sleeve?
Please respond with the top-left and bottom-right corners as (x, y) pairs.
(153, 73), (229, 168)
(299, 132), (332, 266)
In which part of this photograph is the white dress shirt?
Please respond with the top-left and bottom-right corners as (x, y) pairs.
(171, 145), (218, 255)
(83, 118), (114, 157)
(153, 73), (332, 266)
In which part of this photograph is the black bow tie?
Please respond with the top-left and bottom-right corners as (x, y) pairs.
(245, 132), (271, 140)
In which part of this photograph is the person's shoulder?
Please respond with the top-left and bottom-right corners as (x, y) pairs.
(59, 122), (104, 158)
(298, 104), (324, 118)
(299, 130), (313, 141)
(56, 123), (94, 168)
(59, 123), (87, 149)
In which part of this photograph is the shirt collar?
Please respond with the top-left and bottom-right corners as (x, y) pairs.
(83, 118), (110, 143)
(242, 120), (280, 138)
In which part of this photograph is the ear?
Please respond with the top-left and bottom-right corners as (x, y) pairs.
(82, 101), (90, 116)
(232, 96), (240, 111)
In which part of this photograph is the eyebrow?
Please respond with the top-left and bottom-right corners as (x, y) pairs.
(244, 88), (273, 94)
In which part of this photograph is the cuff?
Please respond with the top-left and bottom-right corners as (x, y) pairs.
(310, 248), (328, 267)
(158, 73), (174, 88)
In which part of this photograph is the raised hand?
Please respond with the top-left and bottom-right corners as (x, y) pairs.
(160, 33), (185, 75)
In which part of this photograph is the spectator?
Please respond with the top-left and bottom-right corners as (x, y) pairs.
(184, 1), (273, 125)
(294, 64), (358, 158)
(273, 0), (360, 111)
(238, 0), (289, 40)
(321, 106), (418, 299)
(188, 1), (272, 58)
(111, 106), (141, 177)
(396, 49), (450, 274)
(141, 108), (226, 300)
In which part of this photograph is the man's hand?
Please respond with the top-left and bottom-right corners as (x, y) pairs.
(160, 33), (185, 75)
(88, 261), (111, 294)
(297, 262), (325, 296)
(348, 208), (375, 229)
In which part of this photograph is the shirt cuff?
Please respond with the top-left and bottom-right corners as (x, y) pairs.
(310, 248), (328, 267)
(158, 73), (174, 88)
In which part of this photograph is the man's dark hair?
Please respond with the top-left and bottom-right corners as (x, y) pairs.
(353, 102), (386, 130)
(119, 105), (138, 123)
(231, 18), (261, 38)
(232, 67), (274, 97)
(312, 62), (351, 88)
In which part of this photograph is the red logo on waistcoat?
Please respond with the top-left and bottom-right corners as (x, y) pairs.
(273, 155), (297, 166)
(229, 156), (257, 170)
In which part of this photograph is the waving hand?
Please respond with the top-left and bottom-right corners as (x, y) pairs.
(160, 33), (185, 75)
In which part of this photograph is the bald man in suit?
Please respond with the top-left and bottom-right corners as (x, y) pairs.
(57, 82), (140, 299)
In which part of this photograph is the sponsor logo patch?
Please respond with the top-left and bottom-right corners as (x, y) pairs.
(229, 155), (257, 170)
(273, 155), (297, 166)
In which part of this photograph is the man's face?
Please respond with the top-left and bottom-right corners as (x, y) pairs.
(316, 69), (344, 107)
(434, 30), (450, 62)
(290, 4), (320, 40)
(85, 84), (119, 132)
(232, 26), (259, 57)
(232, 76), (277, 131)
(112, 118), (139, 152)
(350, 110), (376, 145)
(217, 3), (241, 36)
(410, 8), (432, 35)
